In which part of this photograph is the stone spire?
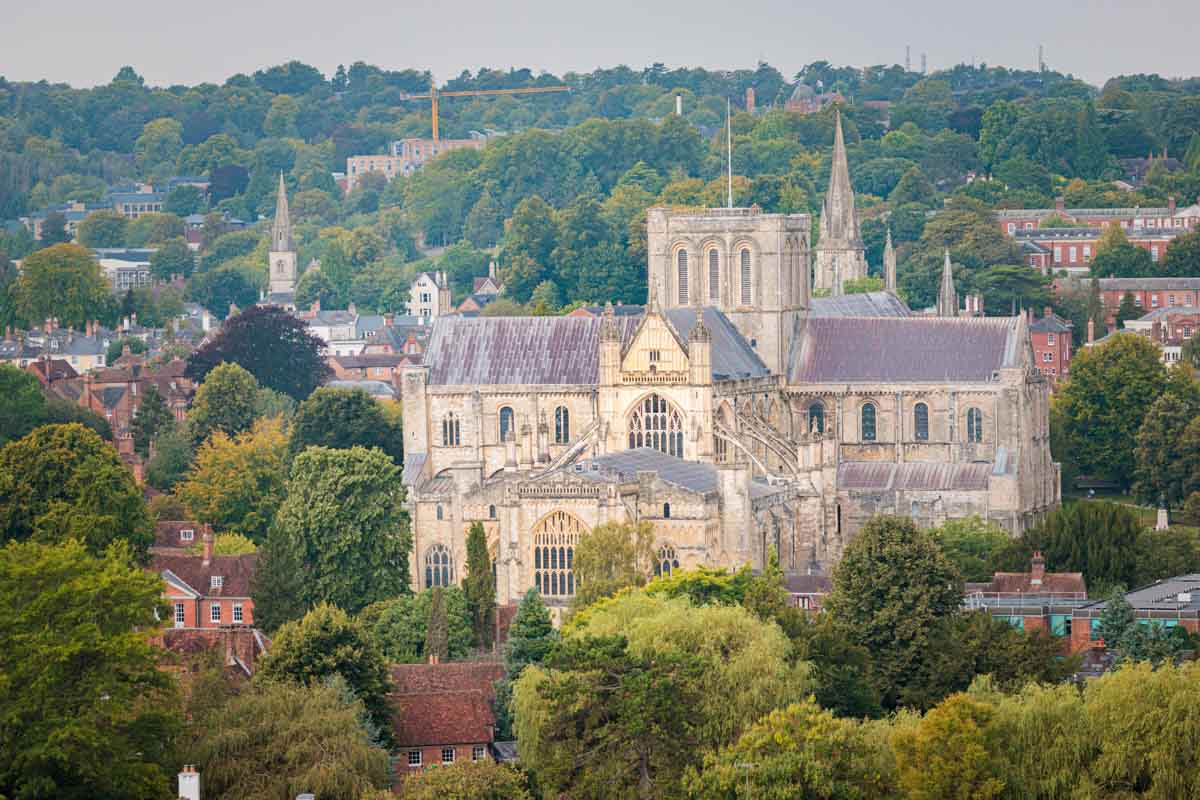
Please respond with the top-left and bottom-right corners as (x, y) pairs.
(936, 249), (958, 318)
(271, 172), (293, 253)
(812, 108), (868, 296)
(883, 228), (897, 292)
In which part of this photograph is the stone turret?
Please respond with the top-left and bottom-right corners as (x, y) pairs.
(813, 109), (868, 295)
(688, 314), (712, 386)
(936, 249), (958, 318)
(599, 301), (621, 386)
(883, 228), (897, 292)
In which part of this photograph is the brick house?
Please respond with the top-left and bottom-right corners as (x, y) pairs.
(1016, 226), (1182, 275)
(328, 353), (409, 383)
(151, 520), (203, 554)
(149, 528), (258, 630)
(998, 195), (1200, 238)
(1071, 574), (1200, 652)
(1029, 308), (1073, 388)
(965, 552), (1088, 637)
(390, 661), (506, 773)
(1120, 307), (1200, 366)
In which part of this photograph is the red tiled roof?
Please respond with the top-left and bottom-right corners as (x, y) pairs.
(390, 661), (503, 700)
(986, 571), (1086, 596)
(152, 520), (201, 551)
(392, 691), (495, 748)
(150, 552), (258, 597)
(27, 358), (78, 382)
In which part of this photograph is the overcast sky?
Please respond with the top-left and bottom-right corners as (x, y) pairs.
(3, 0), (1196, 89)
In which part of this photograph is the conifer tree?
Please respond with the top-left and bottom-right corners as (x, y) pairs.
(493, 588), (558, 739)
(463, 522), (496, 649)
(424, 586), (449, 662)
(131, 383), (173, 458)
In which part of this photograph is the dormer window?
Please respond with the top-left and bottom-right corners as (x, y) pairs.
(210, 575), (223, 590)
(180, 529), (194, 541)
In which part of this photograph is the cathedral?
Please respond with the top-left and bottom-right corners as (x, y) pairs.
(399, 112), (1060, 610)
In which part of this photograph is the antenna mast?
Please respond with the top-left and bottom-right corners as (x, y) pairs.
(726, 98), (733, 208)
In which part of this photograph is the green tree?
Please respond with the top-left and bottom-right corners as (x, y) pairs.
(255, 603), (394, 739)
(76, 209), (130, 248)
(786, 612), (883, 719)
(400, 761), (531, 800)
(825, 515), (964, 709)
(149, 236), (194, 280)
(0, 364), (48, 445)
(0, 539), (179, 800)
(500, 196), (557, 302)
(424, 585), (450, 662)
(250, 523), (308, 632)
(144, 424), (192, 491)
(288, 386), (403, 465)
(187, 361), (261, 445)
(931, 515), (1010, 582)
(892, 693), (1005, 800)
(294, 267), (339, 309)
(16, 243), (111, 329)
(39, 211), (70, 246)
(889, 165), (937, 206)
(464, 187), (505, 248)
(272, 446), (410, 615)
(175, 418), (288, 542)
(1134, 392), (1200, 505)
(1162, 230), (1200, 277)
(187, 267), (259, 319)
(262, 94), (301, 138)
(370, 587), (473, 663)
(187, 678), (390, 800)
(106, 336), (148, 364)
(493, 586), (559, 738)
(131, 382), (173, 458)
(464, 521), (496, 648)
(134, 117), (183, 172)
(1094, 588), (1135, 648)
(164, 184), (206, 216)
(126, 213), (185, 247)
(186, 305), (332, 400)
(572, 520), (655, 607)
(0, 423), (152, 555)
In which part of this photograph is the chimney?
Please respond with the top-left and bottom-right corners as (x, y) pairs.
(347, 302), (357, 317)
(1054, 196), (1065, 213)
(1169, 195), (1177, 214)
(178, 765), (200, 800)
(488, 260), (496, 279)
(428, 653), (439, 665)
(1087, 317), (1095, 345)
(201, 524), (213, 566)
(1030, 551), (1045, 586)
(745, 86), (756, 113)
(384, 312), (395, 327)
(675, 94), (683, 115)
(201, 309), (212, 333)
(1043, 306), (1052, 319)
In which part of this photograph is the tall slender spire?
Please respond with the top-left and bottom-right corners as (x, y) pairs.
(819, 109), (860, 243)
(271, 172), (293, 253)
(726, 98), (733, 209)
(883, 228), (897, 292)
(937, 249), (958, 317)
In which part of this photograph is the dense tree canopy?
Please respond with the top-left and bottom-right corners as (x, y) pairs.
(288, 386), (403, 464)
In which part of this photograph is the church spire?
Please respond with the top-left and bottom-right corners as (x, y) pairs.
(271, 172), (293, 253)
(883, 228), (897, 292)
(937, 249), (958, 317)
(819, 109), (860, 244)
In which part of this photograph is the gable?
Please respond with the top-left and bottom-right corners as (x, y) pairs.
(621, 314), (688, 377)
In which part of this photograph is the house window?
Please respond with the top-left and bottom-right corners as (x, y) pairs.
(499, 406), (514, 442)
(628, 394), (684, 457)
(1053, 247), (1062, 263)
(708, 249), (720, 302)
(442, 748), (455, 764)
(533, 511), (584, 599)
(663, 502), (671, 519)
(425, 544), (454, 588)
(1007, 223), (1015, 234)
(654, 545), (680, 577)
(860, 402), (877, 442)
(808, 402), (825, 434)
(554, 406), (570, 444)
(1169, 294), (1177, 306)
(967, 407), (984, 443)
(1047, 333), (1056, 346)
(1083, 245), (1091, 261)
(1152, 294), (1160, 308)
(472, 745), (485, 762)
(210, 575), (223, 590)
(180, 528), (194, 541)
(913, 402), (929, 441)
(740, 248), (752, 305)
(436, 505), (444, 520)
(210, 603), (221, 624)
(648, 349), (660, 363)
(1025, 222), (1033, 230)
(677, 249), (689, 304)
(1184, 326), (1194, 339)
(233, 603), (243, 623)
(174, 602), (185, 628)
(1068, 246), (1077, 262)
(442, 412), (460, 446)
(408, 750), (422, 767)
(1151, 246), (1160, 261)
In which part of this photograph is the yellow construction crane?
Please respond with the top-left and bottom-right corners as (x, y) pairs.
(402, 83), (571, 141)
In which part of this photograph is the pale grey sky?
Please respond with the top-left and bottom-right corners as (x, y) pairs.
(3, 0), (1195, 89)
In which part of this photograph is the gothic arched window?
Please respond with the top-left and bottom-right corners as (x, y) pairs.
(663, 502), (671, 519)
(740, 248), (752, 305)
(861, 402), (877, 442)
(489, 504), (497, 519)
(808, 402), (825, 434)
(276, 259), (285, 275)
(499, 406), (514, 442)
(914, 402), (929, 441)
(533, 511), (585, 599)
(677, 249), (689, 304)
(654, 545), (680, 577)
(708, 249), (720, 302)
(436, 504), (444, 520)
(442, 412), (460, 447)
(554, 406), (570, 444)
(424, 544), (454, 589)
(967, 407), (984, 443)
(628, 394), (684, 457)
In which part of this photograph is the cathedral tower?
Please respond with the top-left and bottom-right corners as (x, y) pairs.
(268, 173), (297, 303)
(812, 110), (868, 296)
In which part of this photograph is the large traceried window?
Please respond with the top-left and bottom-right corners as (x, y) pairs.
(861, 402), (877, 442)
(740, 248), (752, 305)
(442, 412), (461, 446)
(913, 402), (929, 441)
(499, 406), (514, 442)
(628, 394), (684, 457)
(808, 402), (825, 434)
(425, 544), (454, 588)
(554, 406), (570, 444)
(654, 545), (680, 577)
(677, 249), (689, 304)
(708, 249), (720, 302)
(967, 407), (984, 443)
(533, 511), (585, 599)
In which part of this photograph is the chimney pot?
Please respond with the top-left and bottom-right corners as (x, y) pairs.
(1030, 550), (1046, 585)
(1087, 317), (1095, 345)
(201, 525), (213, 566)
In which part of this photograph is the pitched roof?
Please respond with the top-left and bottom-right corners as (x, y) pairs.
(149, 552), (258, 597)
(1030, 313), (1073, 333)
(662, 307), (770, 380)
(808, 291), (911, 318)
(152, 520), (201, 551)
(984, 570), (1086, 597)
(391, 691), (495, 748)
(1096, 277), (1200, 292)
(331, 353), (406, 369)
(27, 358), (78, 382)
(390, 662), (504, 699)
(790, 316), (1022, 383)
(837, 461), (992, 491)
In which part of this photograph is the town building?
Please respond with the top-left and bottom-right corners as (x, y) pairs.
(1063, 277), (1200, 330)
(1, 320), (112, 372)
(1030, 308), (1073, 387)
(1071, 574), (1200, 652)
(997, 195), (1200, 237)
(965, 552), (1088, 636)
(150, 527), (258, 630)
(345, 154), (407, 192)
(94, 248), (156, 291)
(389, 136), (488, 171)
(390, 661), (506, 774)
(784, 84), (845, 115)
(401, 160), (1059, 611)
(409, 271), (453, 321)
(108, 190), (165, 219)
(1120, 307), (1200, 365)
(1016, 227), (1182, 275)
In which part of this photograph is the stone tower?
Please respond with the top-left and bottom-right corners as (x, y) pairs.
(883, 228), (897, 292)
(645, 206), (810, 377)
(937, 249), (958, 317)
(268, 173), (297, 300)
(812, 109), (868, 296)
